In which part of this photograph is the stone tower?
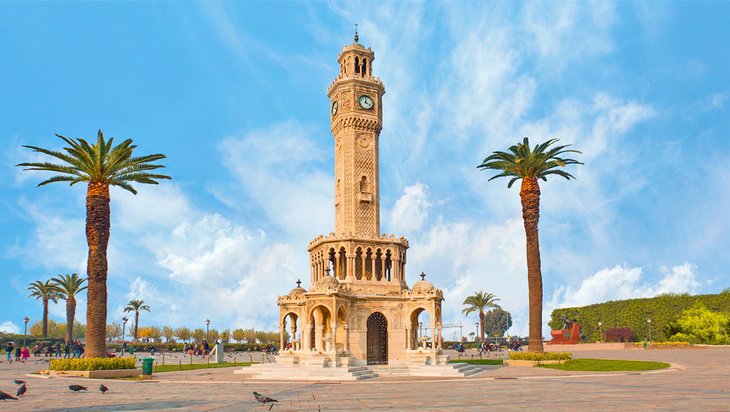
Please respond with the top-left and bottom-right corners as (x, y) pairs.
(275, 33), (445, 370)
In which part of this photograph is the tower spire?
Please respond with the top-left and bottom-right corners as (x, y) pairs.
(354, 23), (359, 43)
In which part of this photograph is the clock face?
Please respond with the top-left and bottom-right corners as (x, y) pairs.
(331, 100), (338, 116)
(359, 95), (374, 110)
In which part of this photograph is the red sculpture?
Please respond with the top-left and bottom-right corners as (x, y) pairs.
(548, 320), (581, 345)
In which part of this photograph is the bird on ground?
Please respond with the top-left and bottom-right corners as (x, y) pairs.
(16, 384), (26, 397)
(13, 380), (26, 385)
(99, 384), (109, 394)
(69, 385), (87, 393)
(0, 391), (17, 400)
(253, 391), (278, 404)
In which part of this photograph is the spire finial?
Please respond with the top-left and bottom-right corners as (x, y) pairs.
(296, 279), (301, 288)
(420, 272), (426, 281)
(354, 23), (359, 43)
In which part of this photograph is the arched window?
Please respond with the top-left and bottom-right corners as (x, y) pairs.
(360, 176), (369, 193)
(362, 58), (368, 76)
(354, 56), (360, 74)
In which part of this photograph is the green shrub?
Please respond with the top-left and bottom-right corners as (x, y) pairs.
(509, 352), (572, 361)
(50, 357), (136, 371)
(550, 292), (730, 343)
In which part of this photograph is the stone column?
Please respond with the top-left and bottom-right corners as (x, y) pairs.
(347, 256), (355, 281)
(315, 325), (324, 352)
(331, 321), (337, 353)
(344, 323), (349, 352)
(371, 255), (377, 280)
(438, 325), (443, 350)
(280, 319), (286, 352)
(405, 327), (410, 350)
(431, 325), (436, 353)
(304, 323), (312, 351)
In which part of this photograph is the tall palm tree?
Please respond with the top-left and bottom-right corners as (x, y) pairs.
(461, 291), (501, 343)
(17, 131), (170, 357)
(478, 137), (582, 352)
(28, 280), (60, 338)
(124, 299), (150, 340)
(51, 273), (88, 345)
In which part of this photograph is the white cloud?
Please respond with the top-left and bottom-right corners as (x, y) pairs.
(389, 183), (431, 234)
(548, 262), (700, 311)
(0, 321), (19, 334)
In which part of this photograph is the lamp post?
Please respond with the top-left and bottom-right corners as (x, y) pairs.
(23, 317), (29, 347)
(206, 319), (211, 341)
(475, 322), (479, 343)
(122, 317), (128, 356)
(647, 318), (652, 343)
(598, 321), (602, 342)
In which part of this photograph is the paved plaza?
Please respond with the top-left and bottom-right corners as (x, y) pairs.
(0, 347), (728, 411)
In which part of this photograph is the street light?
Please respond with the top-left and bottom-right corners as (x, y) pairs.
(475, 322), (479, 343)
(206, 319), (211, 341)
(23, 317), (29, 347)
(598, 320), (603, 342)
(122, 317), (128, 356)
(647, 318), (652, 342)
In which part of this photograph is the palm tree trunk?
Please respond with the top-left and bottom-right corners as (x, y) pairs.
(85, 182), (110, 358)
(134, 312), (139, 340)
(66, 297), (75, 345)
(479, 311), (485, 343)
(42, 298), (49, 337)
(520, 177), (544, 353)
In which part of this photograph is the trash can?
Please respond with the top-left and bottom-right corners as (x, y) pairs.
(142, 357), (154, 375)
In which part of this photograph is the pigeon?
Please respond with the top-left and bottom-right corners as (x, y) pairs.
(16, 384), (26, 397)
(69, 385), (87, 393)
(253, 391), (278, 404)
(99, 384), (109, 394)
(0, 391), (17, 400)
(13, 380), (26, 385)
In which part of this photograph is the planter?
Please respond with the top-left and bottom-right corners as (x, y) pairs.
(47, 368), (143, 378)
(505, 360), (563, 367)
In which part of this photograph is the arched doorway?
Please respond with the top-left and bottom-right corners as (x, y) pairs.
(367, 312), (388, 365)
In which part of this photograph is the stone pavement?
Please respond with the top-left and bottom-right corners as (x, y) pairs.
(0, 347), (728, 411)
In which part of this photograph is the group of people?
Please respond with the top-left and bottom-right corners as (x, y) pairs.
(183, 340), (211, 356)
(4, 340), (85, 363)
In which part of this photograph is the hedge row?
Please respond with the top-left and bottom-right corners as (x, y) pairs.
(509, 352), (572, 361)
(549, 291), (730, 342)
(50, 357), (136, 371)
(107, 342), (276, 352)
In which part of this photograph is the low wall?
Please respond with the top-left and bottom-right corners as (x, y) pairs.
(544, 343), (628, 352)
(47, 368), (143, 378)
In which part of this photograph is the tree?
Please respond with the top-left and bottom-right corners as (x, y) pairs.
(137, 326), (153, 342)
(124, 299), (151, 340)
(162, 326), (175, 343)
(107, 322), (122, 340)
(478, 137), (582, 352)
(50, 273), (87, 345)
(219, 329), (231, 344)
(667, 304), (730, 345)
(483, 308), (512, 338)
(192, 328), (206, 342)
(28, 279), (60, 338)
(232, 329), (245, 343)
(244, 328), (256, 343)
(18, 131), (170, 357)
(208, 329), (219, 342)
(462, 291), (501, 343)
(175, 327), (192, 343)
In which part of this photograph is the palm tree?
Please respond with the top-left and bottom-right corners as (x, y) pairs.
(478, 137), (582, 352)
(124, 299), (150, 340)
(18, 131), (170, 357)
(51, 273), (88, 345)
(28, 280), (60, 338)
(461, 291), (501, 343)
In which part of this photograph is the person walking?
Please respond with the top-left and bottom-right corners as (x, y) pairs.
(21, 347), (30, 362)
(55, 342), (61, 358)
(15, 346), (21, 362)
(64, 342), (70, 359)
(5, 342), (13, 363)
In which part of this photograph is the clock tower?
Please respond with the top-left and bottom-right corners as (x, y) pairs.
(327, 34), (384, 237)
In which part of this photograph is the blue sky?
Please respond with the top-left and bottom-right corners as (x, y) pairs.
(1, 2), (728, 339)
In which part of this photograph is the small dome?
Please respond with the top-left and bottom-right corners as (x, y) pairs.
(288, 286), (307, 297)
(288, 279), (307, 297)
(411, 272), (435, 294)
(313, 275), (340, 291)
